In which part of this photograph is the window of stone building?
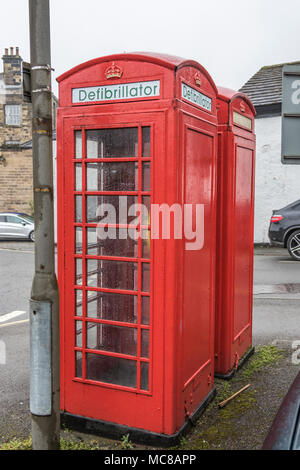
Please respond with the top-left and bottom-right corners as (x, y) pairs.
(5, 105), (21, 126)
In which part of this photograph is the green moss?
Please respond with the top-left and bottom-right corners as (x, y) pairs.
(240, 345), (283, 379)
(183, 388), (257, 450)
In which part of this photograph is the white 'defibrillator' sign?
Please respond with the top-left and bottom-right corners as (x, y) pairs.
(72, 80), (160, 104)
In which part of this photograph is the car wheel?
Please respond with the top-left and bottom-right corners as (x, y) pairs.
(287, 230), (300, 261)
(29, 231), (35, 242)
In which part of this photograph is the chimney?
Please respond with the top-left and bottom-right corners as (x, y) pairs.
(2, 47), (23, 87)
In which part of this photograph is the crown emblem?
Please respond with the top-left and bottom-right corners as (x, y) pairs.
(194, 72), (202, 87)
(240, 102), (246, 113)
(105, 62), (123, 80)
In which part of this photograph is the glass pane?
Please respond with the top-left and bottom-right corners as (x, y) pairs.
(86, 195), (138, 224)
(75, 351), (82, 378)
(142, 263), (150, 293)
(142, 162), (150, 191)
(141, 296), (150, 325)
(75, 196), (82, 222)
(142, 127), (150, 157)
(141, 330), (149, 358)
(75, 290), (83, 317)
(86, 128), (138, 158)
(87, 290), (137, 323)
(86, 162), (138, 191)
(86, 353), (137, 388)
(75, 228), (82, 254)
(75, 259), (83, 285)
(75, 321), (82, 347)
(87, 227), (138, 257)
(142, 230), (150, 259)
(75, 164), (82, 191)
(141, 362), (149, 391)
(142, 196), (150, 225)
(87, 323), (137, 356)
(75, 130), (82, 158)
(87, 260), (138, 291)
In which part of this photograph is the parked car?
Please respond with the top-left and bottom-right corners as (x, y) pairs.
(263, 371), (300, 450)
(0, 212), (35, 241)
(268, 199), (300, 261)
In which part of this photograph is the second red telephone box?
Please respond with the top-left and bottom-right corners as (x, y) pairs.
(215, 87), (256, 379)
(57, 53), (218, 444)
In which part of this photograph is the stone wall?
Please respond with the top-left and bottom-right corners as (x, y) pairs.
(0, 148), (33, 213)
(0, 100), (33, 214)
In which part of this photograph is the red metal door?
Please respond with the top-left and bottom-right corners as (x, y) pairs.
(178, 111), (217, 420)
(232, 138), (255, 348)
(59, 111), (165, 433)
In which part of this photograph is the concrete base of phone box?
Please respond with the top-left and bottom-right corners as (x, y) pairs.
(61, 388), (216, 447)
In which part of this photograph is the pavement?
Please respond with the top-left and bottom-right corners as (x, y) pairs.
(0, 242), (299, 448)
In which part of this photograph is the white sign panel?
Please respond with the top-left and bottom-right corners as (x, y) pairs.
(72, 80), (160, 104)
(282, 65), (300, 164)
(233, 111), (252, 130)
(181, 83), (212, 111)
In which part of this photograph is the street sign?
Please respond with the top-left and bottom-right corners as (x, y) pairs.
(282, 65), (300, 164)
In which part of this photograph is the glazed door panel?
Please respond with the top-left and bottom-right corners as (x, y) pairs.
(59, 112), (165, 432)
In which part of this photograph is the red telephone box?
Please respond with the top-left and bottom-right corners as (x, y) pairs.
(57, 53), (218, 444)
(215, 87), (256, 379)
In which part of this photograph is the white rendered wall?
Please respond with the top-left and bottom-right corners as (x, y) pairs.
(254, 116), (300, 243)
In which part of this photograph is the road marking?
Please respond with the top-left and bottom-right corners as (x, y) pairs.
(0, 319), (29, 329)
(0, 248), (34, 254)
(0, 311), (26, 323)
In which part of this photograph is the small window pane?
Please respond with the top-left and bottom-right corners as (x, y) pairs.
(87, 323), (137, 356)
(75, 228), (82, 254)
(142, 263), (150, 293)
(141, 330), (149, 358)
(86, 353), (137, 388)
(141, 362), (149, 391)
(142, 230), (150, 259)
(87, 227), (138, 257)
(141, 296), (150, 325)
(75, 321), (82, 347)
(75, 290), (83, 317)
(75, 351), (82, 378)
(5, 105), (21, 126)
(86, 128), (138, 158)
(87, 290), (137, 323)
(75, 164), (82, 191)
(75, 131), (82, 158)
(142, 196), (150, 225)
(75, 259), (82, 285)
(142, 127), (150, 157)
(87, 260), (138, 291)
(86, 162), (138, 191)
(75, 196), (82, 222)
(142, 162), (150, 191)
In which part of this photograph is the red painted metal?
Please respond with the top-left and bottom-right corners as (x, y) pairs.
(57, 52), (218, 437)
(215, 87), (256, 377)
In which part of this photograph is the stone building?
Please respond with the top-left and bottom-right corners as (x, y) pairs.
(240, 61), (300, 244)
(0, 47), (57, 214)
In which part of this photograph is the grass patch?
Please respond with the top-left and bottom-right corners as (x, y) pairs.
(0, 437), (102, 451)
(0, 438), (32, 451)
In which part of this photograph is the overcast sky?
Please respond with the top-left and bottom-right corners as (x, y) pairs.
(0, 0), (300, 97)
